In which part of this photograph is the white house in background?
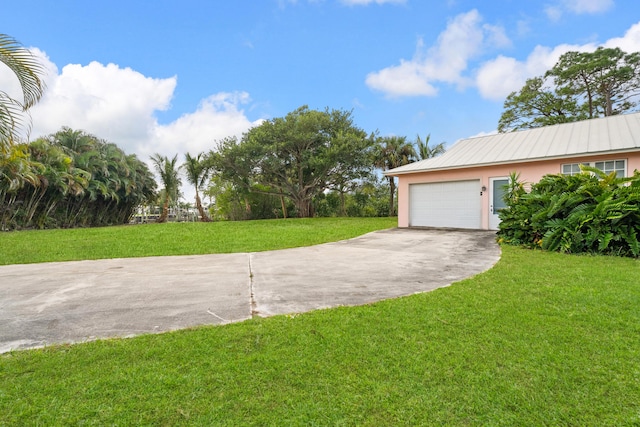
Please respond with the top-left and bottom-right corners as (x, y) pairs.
(386, 112), (640, 231)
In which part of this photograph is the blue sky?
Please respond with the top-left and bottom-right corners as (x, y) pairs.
(2, 0), (640, 167)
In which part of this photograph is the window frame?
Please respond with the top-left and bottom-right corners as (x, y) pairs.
(561, 159), (627, 178)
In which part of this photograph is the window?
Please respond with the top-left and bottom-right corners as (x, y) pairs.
(595, 160), (626, 178)
(561, 160), (626, 178)
(561, 163), (589, 176)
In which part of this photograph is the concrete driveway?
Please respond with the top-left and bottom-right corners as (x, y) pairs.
(0, 228), (500, 353)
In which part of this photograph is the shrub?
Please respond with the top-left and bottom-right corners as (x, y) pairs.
(497, 167), (640, 257)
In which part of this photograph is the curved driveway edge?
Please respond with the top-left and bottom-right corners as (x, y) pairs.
(0, 228), (500, 353)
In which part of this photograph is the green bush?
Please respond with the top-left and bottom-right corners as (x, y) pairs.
(497, 167), (640, 257)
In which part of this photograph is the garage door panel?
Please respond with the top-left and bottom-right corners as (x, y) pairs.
(409, 180), (481, 229)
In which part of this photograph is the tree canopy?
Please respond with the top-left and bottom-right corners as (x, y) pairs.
(212, 106), (372, 218)
(498, 47), (640, 132)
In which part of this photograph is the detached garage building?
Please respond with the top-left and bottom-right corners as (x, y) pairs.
(386, 112), (640, 230)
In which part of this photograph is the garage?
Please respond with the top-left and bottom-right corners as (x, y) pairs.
(409, 180), (481, 229)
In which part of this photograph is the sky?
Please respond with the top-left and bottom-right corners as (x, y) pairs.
(2, 0), (640, 199)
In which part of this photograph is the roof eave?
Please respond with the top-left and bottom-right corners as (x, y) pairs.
(385, 147), (640, 176)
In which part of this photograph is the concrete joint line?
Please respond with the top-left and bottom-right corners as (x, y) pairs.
(248, 253), (258, 317)
(206, 309), (229, 323)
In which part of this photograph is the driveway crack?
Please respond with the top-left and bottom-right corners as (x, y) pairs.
(248, 253), (258, 318)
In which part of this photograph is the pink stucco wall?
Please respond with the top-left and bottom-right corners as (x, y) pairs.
(394, 152), (640, 230)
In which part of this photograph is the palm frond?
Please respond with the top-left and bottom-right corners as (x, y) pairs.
(0, 34), (46, 109)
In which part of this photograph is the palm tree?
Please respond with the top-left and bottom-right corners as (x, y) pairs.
(183, 152), (212, 222)
(0, 143), (42, 229)
(415, 133), (446, 160)
(0, 34), (46, 151)
(372, 136), (417, 216)
(150, 153), (181, 223)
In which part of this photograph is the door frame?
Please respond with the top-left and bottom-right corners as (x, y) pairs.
(489, 176), (509, 230)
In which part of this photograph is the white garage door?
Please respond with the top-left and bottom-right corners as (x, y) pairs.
(409, 180), (481, 229)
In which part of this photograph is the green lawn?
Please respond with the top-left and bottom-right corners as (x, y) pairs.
(0, 217), (396, 265)
(1, 220), (640, 425)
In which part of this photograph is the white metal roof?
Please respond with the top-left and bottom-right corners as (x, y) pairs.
(387, 112), (640, 175)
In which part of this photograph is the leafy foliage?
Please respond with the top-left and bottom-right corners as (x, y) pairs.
(0, 34), (46, 150)
(211, 106), (373, 218)
(498, 76), (583, 132)
(314, 177), (391, 218)
(499, 47), (640, 132)
(414, 133), (446, 160)
(497, 167), (640, 257)
(0, 127), (156, 230)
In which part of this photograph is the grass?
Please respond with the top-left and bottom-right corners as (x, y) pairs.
(0, 217), (397, 265)
(2, 244), (640, 425)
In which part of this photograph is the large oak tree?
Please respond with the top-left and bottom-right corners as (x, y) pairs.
(213, 106), (372, 218)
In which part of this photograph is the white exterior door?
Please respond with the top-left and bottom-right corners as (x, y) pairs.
(409, 180), (481, 229)
(489, 177), (509, 230)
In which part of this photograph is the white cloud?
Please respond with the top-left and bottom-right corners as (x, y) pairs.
(476, 43), (588, 100)
(0, 52), (265, 203)
(483, 23), (512, 49)
(340, 0), (405, 5)
(365, 59), (438, 97)
(0, 52), (262, 163)
(545, 0), (614, 20)
(475, 55), (527, 100)
(475, 19), (640, 101)
(544, 5), (564, 21)
(603, 21), (640, 52)
(365, 9), (509, 97)
(146, 92), (263, 158)
(30, 61), (177, 148)
(564, 0), (613, 14)
(516, 19), (532, 37)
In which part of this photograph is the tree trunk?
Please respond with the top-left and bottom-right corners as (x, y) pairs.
(243, 198), (251, 220)
(603, 83), (613, 116)
(280, 195), (288, 219)
(581, 73), (594, 118)
(157, 197), (169, 223)
(295, 197), (312, 218)
(194, 189), (211, 222)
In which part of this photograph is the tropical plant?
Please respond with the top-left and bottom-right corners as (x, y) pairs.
(183, 152), (212, 222)
(372, 135), (417, 216)
(151, 153), (181, 223)
(497, 166), (640, 257)
(1, 128), (156, 230)
(0, 33), (46, 151)
(414, 133), (446, 160)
